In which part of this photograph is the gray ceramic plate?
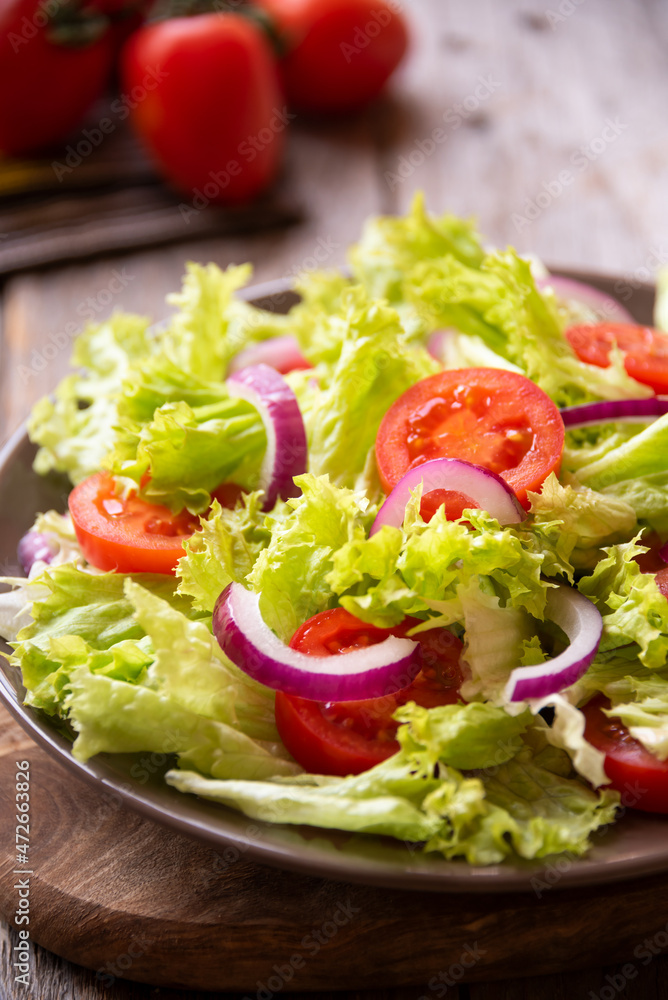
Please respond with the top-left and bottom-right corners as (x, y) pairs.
(0, 269), (664, 895)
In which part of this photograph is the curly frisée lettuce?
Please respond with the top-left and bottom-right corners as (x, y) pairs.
(9, 193), (668, 866)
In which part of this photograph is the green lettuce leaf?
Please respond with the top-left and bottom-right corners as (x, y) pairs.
(65, 667), (298, 779)
(108, 397), (266, 514)
(7, 564), (200, 713)
(247, 474), (375, 640)
(126, 580), (282, 743)
(527, 473), (637, 571)
(28, 313), (152, 483)
(406, 249), (650, 406)
(578, 538), (668, 667)
(576, 414), (668, 493)
(457, 577), (533, 703)
(163, 261), (253, 380)
(328, 499), (552, 628)
(167, 714), (618, 865)
(394, 700), (532, 770)
(349, 191), (485, 304)
(303, 288), (438, 487)
(574, 650), (668, 761)
(176, 493), (272, 612)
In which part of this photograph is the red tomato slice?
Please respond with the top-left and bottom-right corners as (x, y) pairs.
(566, 323), (668, 394)
(69, 473), (201, 575)
(274, 608), (464, 776)
(69, 473), (245, 575)
(375, 368), (564, 509)
(419, 489), (478, 523)
(583, 695), (668, 814)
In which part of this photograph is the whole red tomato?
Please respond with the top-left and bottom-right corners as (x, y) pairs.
(0, 0), (128, 156)
(254, 0), (408, 113)
(121, 13), (286, 204)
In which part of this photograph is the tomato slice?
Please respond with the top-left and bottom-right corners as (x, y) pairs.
(68, 473), (202, 574)
(274, 608), (464, 776)
(69, 473), (246, 575)
(375, 368), (564, 509)
(583, 695), (668, 814)
(566, 323), (668, 394)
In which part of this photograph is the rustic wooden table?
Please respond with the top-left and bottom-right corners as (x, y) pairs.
(2, 0), (668, 995)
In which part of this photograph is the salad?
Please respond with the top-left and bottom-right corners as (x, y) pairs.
(4, 193), (668, 867)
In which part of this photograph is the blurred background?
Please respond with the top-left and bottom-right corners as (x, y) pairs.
(0, 0), (666, 439)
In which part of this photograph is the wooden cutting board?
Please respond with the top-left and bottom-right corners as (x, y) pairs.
(3, 703), (668, 992)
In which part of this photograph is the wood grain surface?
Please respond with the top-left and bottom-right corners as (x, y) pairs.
(2, 0), (668, 997)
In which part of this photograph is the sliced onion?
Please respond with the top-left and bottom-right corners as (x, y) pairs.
(213, 582), (422, 701)
(17, 531), (56, 574)
(561, 397), (668, 430)
(229, 336), (311, 375)
(227, 364), (307, 510)
(504, 586), (602, 702)
(538, 275), (634, 324)
(427, 329), (455, 362)
(371, 458), (525, 536)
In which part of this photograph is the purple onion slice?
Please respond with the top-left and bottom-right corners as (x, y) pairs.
(17, 531), (56, 575)
(538, 275), (634, 324)
(229, 336), (311, 375)
(227, 364), (308, 510)
(426, 329), (455, 362)
(213, 582), (422, 702)
(560, 397), (668, 430)
(370, 458), (525, 536)
(504, 586), (603, 702)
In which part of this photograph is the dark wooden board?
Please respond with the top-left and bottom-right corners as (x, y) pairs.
(4, 725), (668, 993)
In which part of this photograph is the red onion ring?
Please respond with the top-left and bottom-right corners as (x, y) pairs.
(227, 364), (308, 510)
(370, 458), (525, 536)
(17, 531), (56, 574)
(426, 329), (455, 362)
(560, 397), (668, 430)
(213, 583), (422, 701)
(229, 335), (312, 375)
(504, 586), (602, 702)
(538, 275), (634, 324)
